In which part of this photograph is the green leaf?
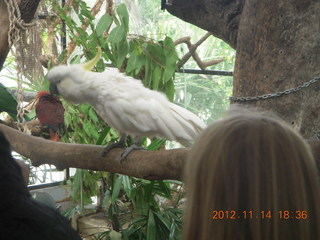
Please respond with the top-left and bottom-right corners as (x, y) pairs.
(76, 28), (88, 39)
(72, 169), (94, 205)
(108, 25), (125, 44)
(129, 40), (139, 52)
(152, 66), (162, 90)
(163, 61), (177, 82)
(0, 83), (17, 120)
(96, 13), (112, 37)
(163, 37), (178, 82)
(156, 180), (172, 199)
(169, 222), (179, 240)
(83, 122), (92, 137)
(27, 109), (36, 119)
(57, 49), (67, 64)
(88, 107), (99, 123)
(102, 45), (116, 63)
(147, 209), (156, 240)
(116, 4), (129, 32)
(144, 59), (152, 87)
(80, 7), (94, 20)
(109, 230), (122, 240)
(102, 189), (111, 208)
(122, 175), (132, 198)
(154, 212), (170, 231)
(147, 44), (166, 66)
(70, 54), (81, 64)
(164, 80), (175, 102)
(116, 41), (129, 68)
(89, 124), (99, 139)
(144, 181), (154, 202)
(96, 126), (110, 145)
(126, 51), (145, 75)
(112, 15), (120, 26)
(147, 139), (166, 150)
(111, 175), (122, 204)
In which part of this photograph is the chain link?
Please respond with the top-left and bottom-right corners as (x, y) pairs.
(230, 76), (320, 102)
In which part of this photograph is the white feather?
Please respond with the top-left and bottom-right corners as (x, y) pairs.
(48, 65), (206, 146)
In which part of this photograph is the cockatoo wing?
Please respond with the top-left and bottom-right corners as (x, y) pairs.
(48, 65), (206, 146)
(85, 68), (205, 146)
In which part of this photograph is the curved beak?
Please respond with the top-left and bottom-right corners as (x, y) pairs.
(50, 83), (60, 95)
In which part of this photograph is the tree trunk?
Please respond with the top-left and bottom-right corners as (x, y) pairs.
(233, 0), (320, 138)
(168, 0), (320, 138)
(0, 1), (10, 70)
(0, 0), (41, 71)
(166, 0), (244, 49)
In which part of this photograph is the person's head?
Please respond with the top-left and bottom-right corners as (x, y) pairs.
(183, 106), (320, 240)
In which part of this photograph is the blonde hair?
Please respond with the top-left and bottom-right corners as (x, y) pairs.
(183, 107), (320, 240)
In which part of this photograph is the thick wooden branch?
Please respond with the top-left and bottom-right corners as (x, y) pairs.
(166, 0), (245, 49)
(0, 124), (186, 181)
(1, 124), (320, 181)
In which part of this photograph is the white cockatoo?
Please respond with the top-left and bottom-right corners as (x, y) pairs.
(48, 48), (206, 160)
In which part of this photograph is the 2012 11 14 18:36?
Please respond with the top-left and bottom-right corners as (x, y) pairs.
(212, 210), (308, 220)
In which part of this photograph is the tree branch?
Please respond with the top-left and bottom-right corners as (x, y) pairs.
(174, 33), (224, 70)
(0, 124), (186, 181)
(1, 123), (320, 181)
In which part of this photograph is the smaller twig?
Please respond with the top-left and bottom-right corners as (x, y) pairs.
(175, 32), (224, 70)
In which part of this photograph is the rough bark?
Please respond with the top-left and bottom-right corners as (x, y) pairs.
(0, 0), (41, 71)
(166, 0), (245, 49)
(0, 124), (186, 181)
(233, 0), (320, 138)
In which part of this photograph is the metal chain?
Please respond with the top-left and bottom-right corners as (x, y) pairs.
(230, 75), (320, 102)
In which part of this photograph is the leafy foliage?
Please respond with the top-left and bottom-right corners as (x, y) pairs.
(0, 83), (17, 120)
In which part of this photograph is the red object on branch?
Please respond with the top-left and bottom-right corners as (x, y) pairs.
(35, 91), (65, 141)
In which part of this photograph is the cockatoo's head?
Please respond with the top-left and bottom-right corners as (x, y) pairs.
(48, 64), (86, 104)
(48, 48), (102, 104)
